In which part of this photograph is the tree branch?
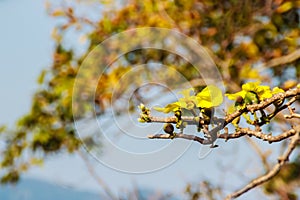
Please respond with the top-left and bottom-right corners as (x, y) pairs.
(218, 128), (297, 143)
(245, 137), (271, 171)
(148, 127), (298, 145)
(225, 126), (300, 199)
(77, 150), (117, 200)
(225, 88), (300, 125)
(149, 116), (198, 125)
(148, 133), (206, 144)
(147, 88), (300, 145)
(262, 48), (300, 69)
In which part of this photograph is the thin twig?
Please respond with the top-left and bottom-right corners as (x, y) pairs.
(148, 133), (205, 144)
(245, 137), (271, 171)
(149, 116), (198, 125)
(225, 126), (300, 200)
(285, 113), (300, 119)
(265, 96), (298, 123)
(148, 127), (297, 145)
(284, 105), (300, 119)
(262, 48), (300, 69)
(77, 150), (117, 200)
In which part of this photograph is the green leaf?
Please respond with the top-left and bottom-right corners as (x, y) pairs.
(0, 125), (6, 133)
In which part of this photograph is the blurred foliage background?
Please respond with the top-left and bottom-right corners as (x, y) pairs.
(1, 0), (300, 199)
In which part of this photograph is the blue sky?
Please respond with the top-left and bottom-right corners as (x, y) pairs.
(0, 0), (283, 199)
(0, 0), (55, 127)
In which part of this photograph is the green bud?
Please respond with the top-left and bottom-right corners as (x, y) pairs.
(138, 103), (145, 111)
(174, 109), (182, 120)
(176, 120), (182, 129)
(138, 118), (145, 123)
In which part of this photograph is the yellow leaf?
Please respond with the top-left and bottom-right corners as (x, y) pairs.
(240, 64), (259, 79)
(52, 9), (65, 17)
(246, 42), (259, 57)
(30, 158), (44, 166)
(276, 2), (293, 13)
(37, 70), (47, 85)
(282, 80), (297, 90)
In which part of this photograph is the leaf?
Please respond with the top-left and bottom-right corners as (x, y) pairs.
(282, 80), (297, 90)
(276, 2), (293, 13)
(51, 9), (65, 17)
(37, 70), (47, 85)
(0, 125), (6, 133)
(241, 42), (259, 57)
(240, 64), (259, 79)
(30, 158), (44, 166)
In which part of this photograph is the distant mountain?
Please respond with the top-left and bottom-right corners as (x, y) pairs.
(0, 178), (102, 200)
(0, 178), (181, 200)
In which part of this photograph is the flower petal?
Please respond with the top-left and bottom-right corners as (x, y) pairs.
(154, 102), (182, 113)
(196, 85), (223, 107)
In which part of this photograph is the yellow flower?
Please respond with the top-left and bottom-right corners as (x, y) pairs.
(154, 85), (223, 113)
(226, 82), (272, 101)
(272, 87), (284, 94)
(154, 102), (184, 113)
(195, 85), (223, 108)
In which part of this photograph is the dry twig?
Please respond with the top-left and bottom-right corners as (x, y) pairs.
(262, 49), (300, 69)
(77, 150), (117, 200)
(225, 126), (300, 199)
